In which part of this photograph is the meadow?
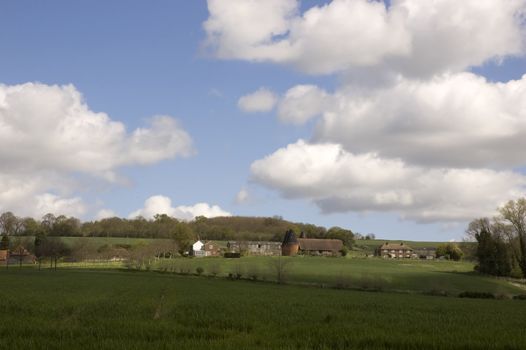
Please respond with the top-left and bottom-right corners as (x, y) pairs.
(0, 269), (525, 349)
(155, 256), (522, 296)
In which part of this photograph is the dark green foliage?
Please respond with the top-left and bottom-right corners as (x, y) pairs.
(327, 226), (354, 248)
(435, 243), (464, 261)
(340, 246), (348, 257)
(471, 220), (512, 276)
(196, 266), (204, 275)
(458, 291), (496, 299)
(224, 252), (241, 258)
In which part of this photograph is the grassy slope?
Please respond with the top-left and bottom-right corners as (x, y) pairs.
(155, 256), (520, 295)
(0, 269), (525, 350)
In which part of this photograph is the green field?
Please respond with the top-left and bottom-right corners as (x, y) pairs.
(0, 269), (525, 349)
(154, 256), (521, 296)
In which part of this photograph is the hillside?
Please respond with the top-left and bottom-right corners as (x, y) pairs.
(190, 216), (328, 242)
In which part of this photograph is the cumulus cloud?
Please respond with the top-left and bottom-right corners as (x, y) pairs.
(277, 85), (329, 124)
(237, 87), (278, 113)
(306, 73), (526, 168)
(204, 0), (526, 76)
(129, 195), (231, 220)
(207, 0), (526, 226)
(0, 82), (194, 217)
(251, 141), (526, 223)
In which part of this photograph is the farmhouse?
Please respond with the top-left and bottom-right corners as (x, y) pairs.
(192, 240), (221, 257)
(227, 241), (281, 256)
(282, 230), (343, 256)
(378, 242), (413, 259)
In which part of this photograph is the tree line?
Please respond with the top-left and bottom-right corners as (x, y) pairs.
(0, 212), (355, 249)
(467, 198), (526, 279)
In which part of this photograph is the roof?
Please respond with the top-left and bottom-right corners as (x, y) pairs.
(379, 242), (413, 251)
(298, 238), (343, 251)
(282, 230), (298, 245)
(227, 241), (281, 247)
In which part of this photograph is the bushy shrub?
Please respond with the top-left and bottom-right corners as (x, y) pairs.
(424, 289), (449, 297)
(436, 243), (464, 261)
(224, 252), (241, 258)
(513, 294), (526, 300)
(458, 291), (495, 299)
(340, 246), (348, 257)
(196, 266), (204, 275)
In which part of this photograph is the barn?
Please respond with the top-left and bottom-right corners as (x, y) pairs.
(227, 241), (281, 256)
(282, 230), (343, 256)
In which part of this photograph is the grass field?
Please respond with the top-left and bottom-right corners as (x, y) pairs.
(0, 269), (525, 349)
(154, 256), (522, 296)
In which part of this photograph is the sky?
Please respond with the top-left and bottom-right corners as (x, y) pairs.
(1, 0), (526, 241)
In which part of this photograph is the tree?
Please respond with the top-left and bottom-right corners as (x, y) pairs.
(327, 226), (354, 248)
(0, 212), (23, 236)
(21, 217), (42, 236)
(171, 222), (195, 254)
(0, 235), (9, 250)
(268, 256), (292, 284)
(40, 213), (57, 235)
(467, 218), (512, 277)
(435, 243), (464, 261)
(498, 198), (526, 277)
(38, 237), (70, 270)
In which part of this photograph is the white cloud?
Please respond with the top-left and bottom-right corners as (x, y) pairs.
(277, 85), (329, 124)
(308, 72), (526, 168)
(204, 0), (298, 62)
(95, 209), (118, 220)
(251, 140), (526, 223)
(204, 0), (526, 76)
(235, 187), (249, 204)
(238, 87), (278, 113)
(0, 82), (194, 217)
(129, 195), (231, 220)
(34, 194), (86, 218)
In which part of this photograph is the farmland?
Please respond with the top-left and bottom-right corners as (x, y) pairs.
(154, 256), (521, 295)
(0, 269), (525, 349)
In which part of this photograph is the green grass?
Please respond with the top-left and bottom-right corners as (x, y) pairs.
(154, 256), (522, 295)
(0, 269), (525, 349)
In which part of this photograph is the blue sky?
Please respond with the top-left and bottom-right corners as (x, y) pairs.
(1, 0), (526, 241)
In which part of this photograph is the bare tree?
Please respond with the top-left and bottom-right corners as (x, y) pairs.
(498, 198), (526, 277)
(268, 256), (293, 284)
(0, 212), (23, 236)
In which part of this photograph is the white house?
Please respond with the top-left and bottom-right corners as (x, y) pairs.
(192, 240), (205, 257)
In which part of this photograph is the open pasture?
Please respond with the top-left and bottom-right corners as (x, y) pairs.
(0, 269), (525, 349)
(156, 256), (522, 295)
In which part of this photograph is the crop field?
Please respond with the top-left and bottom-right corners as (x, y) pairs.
(155, 256), (522, 296)
(0, 269), (525, 349)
